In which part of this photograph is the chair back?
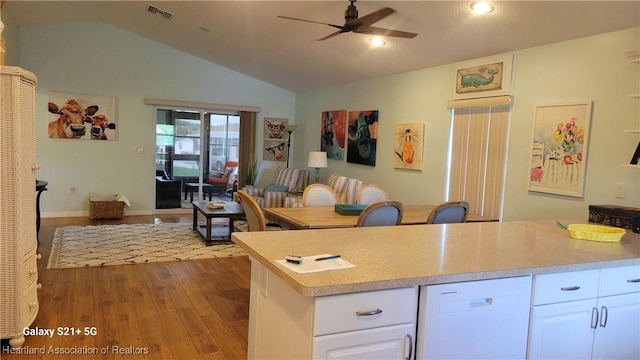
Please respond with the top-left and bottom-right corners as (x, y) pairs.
(356, 200), (403, 227)
(427, 200), (469, 224)
(357, 183), (390, 205)
(301, 184), (338, 207)
(236, 190), (267, 231)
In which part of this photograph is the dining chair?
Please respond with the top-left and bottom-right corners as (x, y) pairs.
(356, 200), (403, 227)
(236, 190), (267, 231)
(301, 183), (339, 207)
(357, 183), (390, 205)
(426, 200), (469, 224)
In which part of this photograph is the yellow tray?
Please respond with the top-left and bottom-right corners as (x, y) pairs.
(567, 224), (626, 242)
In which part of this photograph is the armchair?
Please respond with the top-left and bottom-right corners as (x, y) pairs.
(242, 167), (309, 208)
(208, 161), (238, 195)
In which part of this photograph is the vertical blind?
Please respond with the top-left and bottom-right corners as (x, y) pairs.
(447, 96), (512, 220)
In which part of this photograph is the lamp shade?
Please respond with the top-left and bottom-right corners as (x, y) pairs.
(284, 124), (297, 133)
(307, 151), (328, 168)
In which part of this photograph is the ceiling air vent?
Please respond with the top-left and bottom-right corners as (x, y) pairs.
(147, 5), (173, 20)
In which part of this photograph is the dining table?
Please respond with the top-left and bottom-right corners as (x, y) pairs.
(263, 204), (498, 230)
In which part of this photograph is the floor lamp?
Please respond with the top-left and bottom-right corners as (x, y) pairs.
(285, 124), (296, 168)
(307, 151), (328, 183)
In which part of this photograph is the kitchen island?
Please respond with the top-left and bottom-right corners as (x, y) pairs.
(232, 220), (640, 359)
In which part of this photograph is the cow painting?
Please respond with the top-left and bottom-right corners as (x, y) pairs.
(47, 92), (117, 140)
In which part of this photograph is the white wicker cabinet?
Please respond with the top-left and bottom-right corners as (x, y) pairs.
(0, 66), (40, 348)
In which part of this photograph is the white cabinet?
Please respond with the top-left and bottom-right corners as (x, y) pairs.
(417, 276), (532, 359)
(248, 261), (417, 359)
(0, 66), (40, 348)
(528, 266), (640, 359)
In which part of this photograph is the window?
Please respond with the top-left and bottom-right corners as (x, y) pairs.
(447, 96), (512, 220)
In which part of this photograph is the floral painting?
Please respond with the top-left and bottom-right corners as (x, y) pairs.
(321, 110), (346, 160)
(393, 123), (424, 170)
(528, 101), (593, 197)
(347, 110), (378, 166)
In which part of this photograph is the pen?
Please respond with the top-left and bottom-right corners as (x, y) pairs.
(315, 255), (341, 261)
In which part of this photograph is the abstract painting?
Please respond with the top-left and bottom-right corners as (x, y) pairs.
(347, 110), (378, 166)
(321, 110), (346, 160)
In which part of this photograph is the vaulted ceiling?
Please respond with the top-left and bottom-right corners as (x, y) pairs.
(5, 1), (640, 92)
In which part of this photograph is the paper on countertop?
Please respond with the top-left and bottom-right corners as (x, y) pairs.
(275, 254), (356, 274)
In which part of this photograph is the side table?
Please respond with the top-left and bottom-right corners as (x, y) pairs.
(36, 180), (48, 244)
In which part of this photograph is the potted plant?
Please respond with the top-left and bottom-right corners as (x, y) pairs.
(245, 157), (260, 187)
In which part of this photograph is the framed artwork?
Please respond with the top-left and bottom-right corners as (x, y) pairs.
(321, 110), (346, 160)
(47, 91), (116, 140)
(263, 140), (287, 162)
(453, 53), (513, 100)
(263, 117), (289, 139)
(528, 101), (593, 197)
(347, 110), (378, 166)
(394, 123), (424, 170)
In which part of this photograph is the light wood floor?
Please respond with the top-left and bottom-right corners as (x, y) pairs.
(2, 215), (250, 359)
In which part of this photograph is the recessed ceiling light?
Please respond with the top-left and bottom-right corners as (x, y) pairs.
(471, 2), (494, 14)
(369, 37), (386, 47)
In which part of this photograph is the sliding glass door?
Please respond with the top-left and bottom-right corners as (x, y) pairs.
(155, 109), (239, 208)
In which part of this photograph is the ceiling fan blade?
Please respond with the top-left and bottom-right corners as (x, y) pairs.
(355, 26), (418, 39)
(348, 7), (395, 28)
(317, 30), (345, 41)
(277, 15), (343, 30)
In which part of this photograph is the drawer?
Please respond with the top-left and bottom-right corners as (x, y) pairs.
(21, 250), (38, 289)
(599, 265), (640, 297)
(532, 270), (599, 305)
(21, 282), (39, 326)
(313, 287), (417, 336)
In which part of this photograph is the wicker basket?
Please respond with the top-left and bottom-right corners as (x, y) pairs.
(89, 193), (126, 219)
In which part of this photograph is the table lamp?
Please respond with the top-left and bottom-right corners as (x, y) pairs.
(284, 124), (297, 168)
(307, 151), (328, 183)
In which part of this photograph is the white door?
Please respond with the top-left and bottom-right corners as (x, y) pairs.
(592, 292), (640, 360)
(528, 299), (597, 359)
(313, 323), (414, 360)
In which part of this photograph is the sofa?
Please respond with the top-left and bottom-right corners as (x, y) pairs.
(286, 172), (364, 207)
(242, 167), (310, 208)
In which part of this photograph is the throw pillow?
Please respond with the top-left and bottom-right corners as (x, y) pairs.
(272, 167), (300, 191)
(265, 184), (289, 193)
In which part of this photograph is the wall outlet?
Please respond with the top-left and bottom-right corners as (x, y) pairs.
(68, 186), (76, 194)
(615, 183), (625, 199)
(133, 146), (144, 154)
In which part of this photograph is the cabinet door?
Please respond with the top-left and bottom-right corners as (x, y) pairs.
(592, 292), (640, 360)
(313, 323), (414, 360)
(528, 299), (597, 359)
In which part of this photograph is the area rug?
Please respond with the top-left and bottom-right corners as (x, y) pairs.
(47, 222), (248, 269)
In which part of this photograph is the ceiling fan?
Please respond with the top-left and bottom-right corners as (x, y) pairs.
(277, 0), (418, 41)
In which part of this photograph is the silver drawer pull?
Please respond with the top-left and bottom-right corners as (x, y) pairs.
(626, 278), (640, 283)
(356, 309), (383, 316)
(560, 286), (581, 291)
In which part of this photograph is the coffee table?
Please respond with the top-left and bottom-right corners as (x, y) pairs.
(192, 200), (245, 245)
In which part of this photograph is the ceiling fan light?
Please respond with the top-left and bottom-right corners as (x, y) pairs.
(369, 37), (386, 47)
(471, 2), (494, 14)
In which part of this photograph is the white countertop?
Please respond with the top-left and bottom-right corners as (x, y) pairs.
(231, 220), (640, 297)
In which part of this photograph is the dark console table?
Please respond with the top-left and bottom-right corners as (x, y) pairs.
(36, 180), (48, 243)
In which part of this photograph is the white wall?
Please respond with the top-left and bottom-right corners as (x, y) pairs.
(17, 21), (295, 216)
(295, 28), (640, 221)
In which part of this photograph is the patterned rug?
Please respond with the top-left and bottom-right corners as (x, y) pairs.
(47, 221), (249, 269)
